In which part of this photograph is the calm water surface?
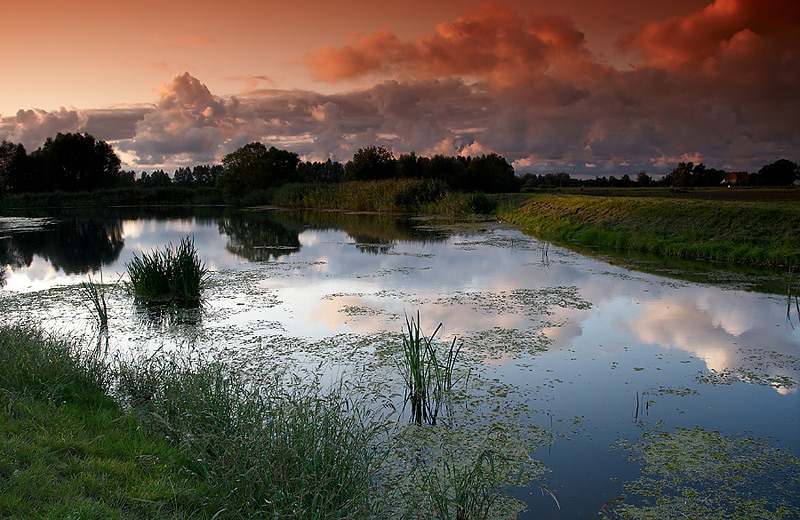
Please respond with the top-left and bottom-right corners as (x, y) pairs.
(1, 207), (798, 518)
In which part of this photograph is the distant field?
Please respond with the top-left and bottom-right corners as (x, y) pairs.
(494, 191), (800, 266)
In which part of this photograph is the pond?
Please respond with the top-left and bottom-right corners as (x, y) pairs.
(1, 207), (799, 519)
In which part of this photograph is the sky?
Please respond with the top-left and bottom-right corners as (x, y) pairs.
(1, 0), (798, 177)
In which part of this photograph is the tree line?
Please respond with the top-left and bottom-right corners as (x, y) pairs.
(1, 133), (798, 201)
(521, 160), (799, 190)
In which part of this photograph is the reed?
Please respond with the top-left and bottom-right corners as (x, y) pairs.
(78, 272), (109, 331)
(125, 236), (208, 304)
(398, 311), (463, 425)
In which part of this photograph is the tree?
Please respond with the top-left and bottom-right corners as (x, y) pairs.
(666, 162), (694, 188)
(757, 159), (799, 186)
(636, 170), (652, 187)
(173, 167), (194, 187)
(397, 152), (425, 179)
(28, 133), (121, 192)
(464, 153), (519, 193)
(344, 146), (397, 181)
(296, 159), (344, 183)
(0, 140), (29, 193)
(219, 142), (299, 198)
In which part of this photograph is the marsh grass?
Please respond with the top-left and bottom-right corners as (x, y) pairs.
(125, 236), (208, 305)
(0, 325), (212, 519)
(116, 354), (383, 519)
(787, 267), (800, 327)
(398, 311), (463, 425)
(0, 324), (109, 405)
(425, 449), (505, 520)
(1, 321), (532, 520)
(79, 272), (110, 331)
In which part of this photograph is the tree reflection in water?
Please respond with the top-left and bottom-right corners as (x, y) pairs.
(0, 216), (125, 281)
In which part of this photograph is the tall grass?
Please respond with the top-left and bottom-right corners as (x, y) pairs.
(1, 321), (535, 519)
(269, 179), (492, 216)
(424, 449), (505, 520)
(125, 236), (208, 304)
(116, 355), (383, 519)
(398, 311), (463, 425)
(0, 325), (110, 406)
(79, 272), (109, 331)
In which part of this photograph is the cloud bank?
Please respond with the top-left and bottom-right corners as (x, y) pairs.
(1, 0), (797, 176)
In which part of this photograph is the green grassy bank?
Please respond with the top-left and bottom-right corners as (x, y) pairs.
(494, 193), (800, 267)
(0, 324), (529, 519)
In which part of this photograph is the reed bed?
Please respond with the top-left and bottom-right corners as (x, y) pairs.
(270, 179), (496, 216)
(125, 236), (208, 304)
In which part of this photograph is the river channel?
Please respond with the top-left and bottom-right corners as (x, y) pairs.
(1, 207), (798, 519)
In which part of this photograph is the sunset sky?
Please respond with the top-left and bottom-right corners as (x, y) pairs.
(1, 0), (797, 176)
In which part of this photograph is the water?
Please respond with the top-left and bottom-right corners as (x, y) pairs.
(1, 207), (798, 518)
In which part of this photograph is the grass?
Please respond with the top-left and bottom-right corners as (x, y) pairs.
(495, 193), (800, 266)
(115, 355), (382, 519)
(79, 273), (110, 331)
(125, 237), (208, 305)
(424, 449), (507, 520)
(398, 312), (463, 425)
(0, 319), (530, 520)
(0, 325), (209, 519)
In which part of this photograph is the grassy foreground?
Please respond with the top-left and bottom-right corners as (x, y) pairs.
(0, 324), (528, 520)
(0, 325), (380, 519)
(495, 193), (800, 267)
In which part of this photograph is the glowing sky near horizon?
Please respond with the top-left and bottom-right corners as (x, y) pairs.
(1, 0), (798, 175)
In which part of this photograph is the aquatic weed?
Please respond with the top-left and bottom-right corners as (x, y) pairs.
(78, 272), (109, 331)
(398, 311), (463, 425)
(125, 236), (208, 305)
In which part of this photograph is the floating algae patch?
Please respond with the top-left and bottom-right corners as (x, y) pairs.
(463, 327), (553, 361)
(607, 426), (800, 520)
(435, 286), (591, 316)
(339, 305), (384, 317)
(377, 421), (551, 520)
(694, 348), (799, 391)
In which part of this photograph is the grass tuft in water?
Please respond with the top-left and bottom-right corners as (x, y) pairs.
(125, 236), (208, 305)
(79, 272), (109, 331)
(398, 311), (463, 425)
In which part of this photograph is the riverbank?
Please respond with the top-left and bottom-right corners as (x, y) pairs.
(494, 192), (800, 266)
(0, 324), (527, 519)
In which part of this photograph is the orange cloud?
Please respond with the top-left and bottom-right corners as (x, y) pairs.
(304, 1), (593, 89)
(621, 0), (800, 70)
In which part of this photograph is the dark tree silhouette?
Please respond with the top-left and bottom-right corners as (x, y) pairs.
(28, 133), (121, 191)
(344, 146), (397, 181)
(0, 140), (29, 193)
(219, 142), (300, 198)
(758, 159), (799, 186)
(465, 153), (519, 193)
